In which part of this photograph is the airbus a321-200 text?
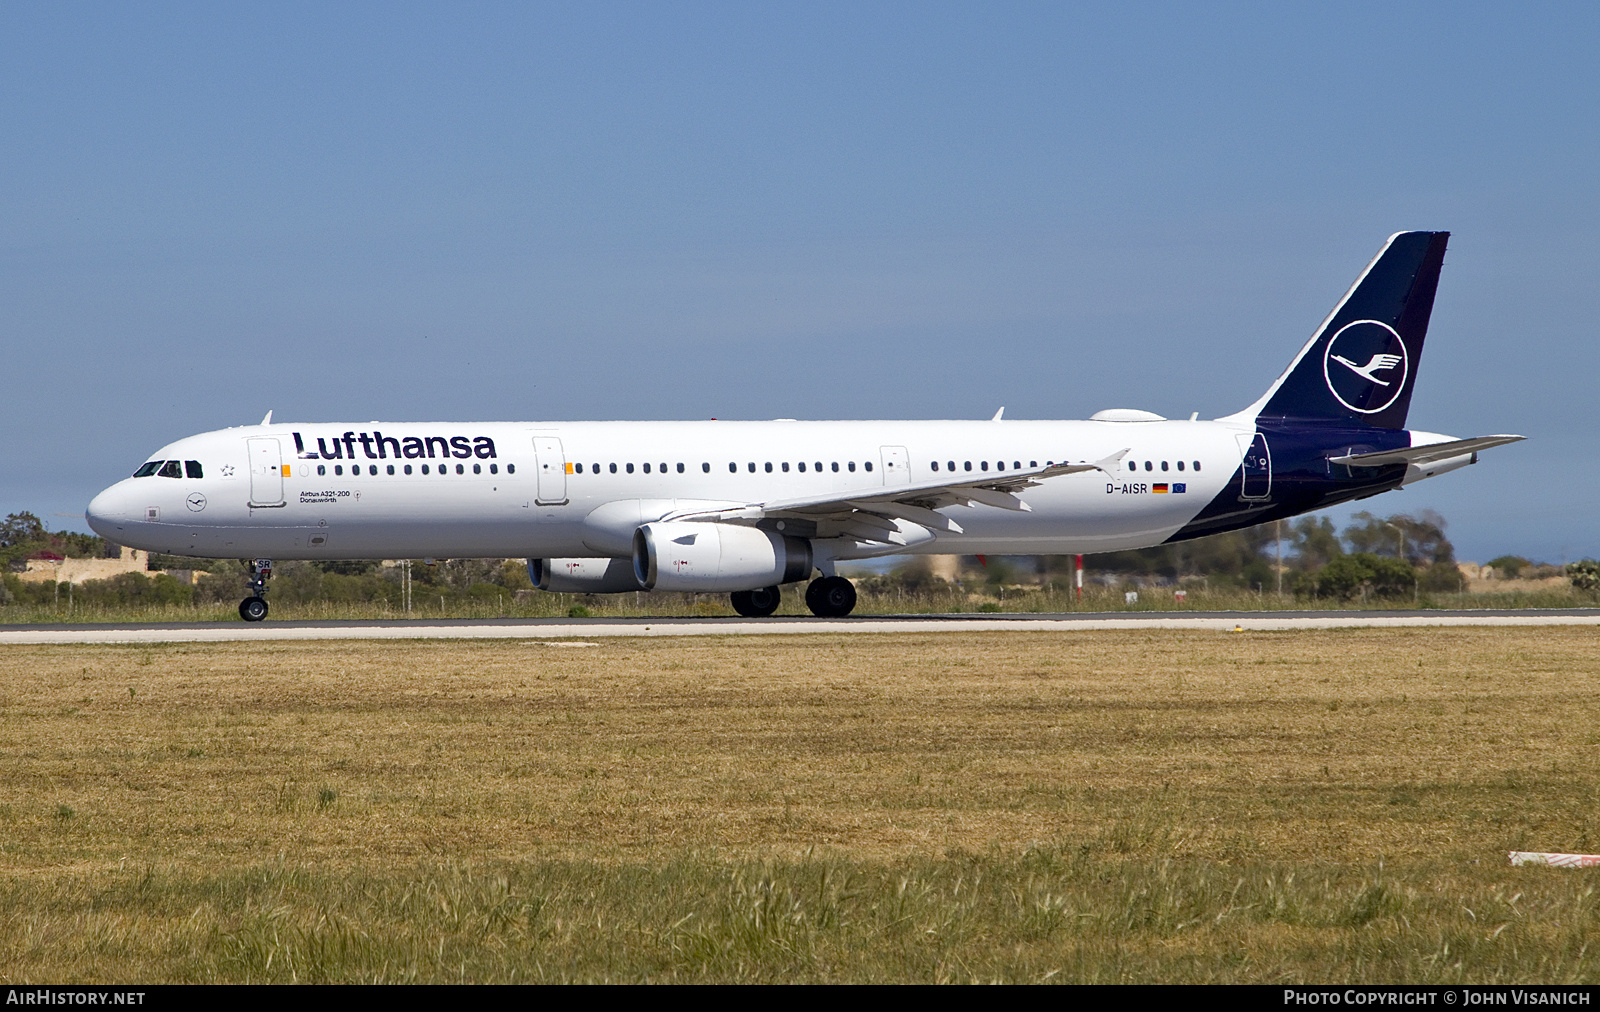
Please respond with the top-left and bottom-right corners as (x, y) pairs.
(87, 232), (1521, 621)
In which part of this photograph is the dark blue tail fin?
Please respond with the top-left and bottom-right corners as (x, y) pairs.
(1245, 231), (1448, 430)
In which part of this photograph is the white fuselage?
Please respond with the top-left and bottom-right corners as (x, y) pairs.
(86, 419), (1252, 560)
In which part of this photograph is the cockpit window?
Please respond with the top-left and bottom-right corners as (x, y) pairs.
(158, 461), (183, 478)
(185, 460), (203, 479)
(133, 461), (162, 478)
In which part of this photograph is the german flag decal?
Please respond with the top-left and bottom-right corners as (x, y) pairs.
(1153, 483), (1169, 493)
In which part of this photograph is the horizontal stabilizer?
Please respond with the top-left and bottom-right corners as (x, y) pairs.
(1328, 434), (1524, 468)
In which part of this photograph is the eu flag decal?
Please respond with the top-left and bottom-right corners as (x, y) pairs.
(1173, 483), (1187, 493)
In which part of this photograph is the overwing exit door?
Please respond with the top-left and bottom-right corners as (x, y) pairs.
(879, 445), (911, 485)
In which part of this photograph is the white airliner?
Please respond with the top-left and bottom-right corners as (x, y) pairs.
(86, 232), (1520, 621)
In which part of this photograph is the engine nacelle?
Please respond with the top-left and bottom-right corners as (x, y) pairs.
(527, 557), (641, 593)
(633, 522), (813, 592)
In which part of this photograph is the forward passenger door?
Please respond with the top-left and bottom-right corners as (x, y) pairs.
(247, 437), (286, 508)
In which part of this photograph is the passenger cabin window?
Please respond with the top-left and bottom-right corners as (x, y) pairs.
(404, 465), (412, 475)
(626, 463), (634, 474)
(575, 463), (583, 473)
(318, 465), (326, 476)
(643, 463), (651, 473)
(848, 461), (856, 472)
(133, 461), (162, 477)
(931, 461), (940, 471)
(1161, 461), (1169, 471)
(387, 464), (395, 475)
(864, 461), (872, 471)
(728, 462), (737, 473)
(1177, 461), (1185, 471)
(507, 464), (515, 474)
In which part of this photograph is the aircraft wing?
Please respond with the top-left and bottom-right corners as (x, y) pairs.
(1328, 435), (1525, 468)
(664, 448), (1130, 543)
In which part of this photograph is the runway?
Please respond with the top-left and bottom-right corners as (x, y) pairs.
(2, 609), (1598, 644)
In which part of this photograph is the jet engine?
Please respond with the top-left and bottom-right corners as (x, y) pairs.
(527, 557), (641, 593)
(632, 522), (813, 592)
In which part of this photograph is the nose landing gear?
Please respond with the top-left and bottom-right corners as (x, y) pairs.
(804, 576), (857, 617)
(239, 559), (272, 622)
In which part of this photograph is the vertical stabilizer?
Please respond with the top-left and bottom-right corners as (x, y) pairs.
(1235, 231), (1448, 430)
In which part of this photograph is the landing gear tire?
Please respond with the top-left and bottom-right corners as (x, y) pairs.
(239, 558), (273, 622)
(239, 597), (269, 622)
(730, 585), (782, 618)
(805, 576), (857, 618)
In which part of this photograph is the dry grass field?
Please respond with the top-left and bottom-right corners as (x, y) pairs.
(3, 628), (1599, 982)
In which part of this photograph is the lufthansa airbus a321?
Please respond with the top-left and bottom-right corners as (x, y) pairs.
(86, 232), (1521, 621)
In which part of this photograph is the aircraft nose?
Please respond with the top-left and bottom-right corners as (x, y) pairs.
(85, 483), (131, 539)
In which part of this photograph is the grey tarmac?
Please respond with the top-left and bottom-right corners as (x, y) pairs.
(2, 609), (1598, 644)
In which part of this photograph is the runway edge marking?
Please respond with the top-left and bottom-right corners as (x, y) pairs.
(4, 613), (1600, 644)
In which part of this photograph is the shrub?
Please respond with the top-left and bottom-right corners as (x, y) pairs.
(1313, 553), (1417, 600)
(1567, 560), (1600, 592)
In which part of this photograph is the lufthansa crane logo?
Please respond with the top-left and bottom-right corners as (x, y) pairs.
(1322, 319), (1408, 414)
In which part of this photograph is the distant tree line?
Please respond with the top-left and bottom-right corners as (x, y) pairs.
(927, 509), (1585, 602)
(0, 508), (1595, 608)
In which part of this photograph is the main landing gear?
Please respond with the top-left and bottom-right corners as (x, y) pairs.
(239, 559), (272, 622)
(730, 585), (782, 618)
(804, 576), (856, 618)
(726, 577), (859, 618)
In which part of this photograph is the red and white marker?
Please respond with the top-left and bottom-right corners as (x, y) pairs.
(1509, 851), (1600, 868)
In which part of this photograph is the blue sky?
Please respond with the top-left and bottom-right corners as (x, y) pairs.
(2, 2), (1594, 562)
